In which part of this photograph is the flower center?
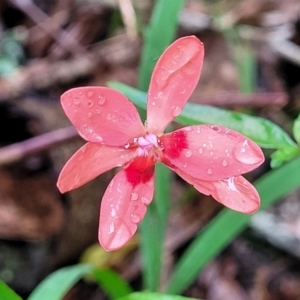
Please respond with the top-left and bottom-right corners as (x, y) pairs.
(136, 133), (158, 156)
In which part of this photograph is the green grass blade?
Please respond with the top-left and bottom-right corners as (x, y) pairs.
(166, 156), (300, 294)
(28, 265), (92, 300)
(117, 292), (200, 300)
(140, 164), (172, 291)
(28, 264), (132, 300)
(108, 82), (296, 149)
(138, 0), (185, 91)
(92, 269), (133, 299)
(0, 280), (23, 300)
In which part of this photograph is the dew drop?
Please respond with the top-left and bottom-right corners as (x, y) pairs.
(151, 101), (156, 106)
(87, 112), (92, 117)
(207, 168), (213, 175)
(198, 148), (203, 154)
(172, 106), (182, 117)
(141, 196), (151, 205)
(96, 108), (101, 114)
(131, 192), (138, 201)
(222, 159), (228, 167)
(196, 127), (201, 134)
(73, 97), (80, 105)
(183, 163), (188, 168)
(185, 149), (192, 158)
(185, 126), (192, 132)
(130, 213), (141, 223)
(87, 90), (94, 98)
(211, 125), (220, 132)
(97, 95), (106, 105)
(87, 99), (94, 107)
(233, 140), (262, 165)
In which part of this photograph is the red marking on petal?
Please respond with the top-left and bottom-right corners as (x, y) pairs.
(160, 130), (188, 159)
(124, 156), (155, 186)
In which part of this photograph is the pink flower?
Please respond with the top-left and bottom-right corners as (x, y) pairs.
(57, 36), (264, 251)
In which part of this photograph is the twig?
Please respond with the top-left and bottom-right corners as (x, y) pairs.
(0, 126), (79, 166)
(117, 0), (138, 40)
(9, 0), (86, 56)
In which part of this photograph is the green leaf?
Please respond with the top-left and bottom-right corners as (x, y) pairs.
(293, 113), (300, 145)
(270, 145), (299, 168)
(166, 156), (300, 294)
(108, 82), (296, 149)
(117, 292), (200, 300)
(140, 164), (172, 291)
(92, 269), (133, 299)
(138, 0), (185, 91)
(28, 264), (132, 300)
(0, 280), (23, 300)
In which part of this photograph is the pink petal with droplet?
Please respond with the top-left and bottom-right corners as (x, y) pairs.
(99, 167), (154, 251)
(161, 125), (264, 181)
(146, 36), (204, 134)
(176, 170), (260, 213)
(61, 87), (146, 146)
(195, 176), (260, 214)
(57, 142), (137, 193)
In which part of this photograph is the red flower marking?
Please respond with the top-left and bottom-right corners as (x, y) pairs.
(57, 36), (265, 251)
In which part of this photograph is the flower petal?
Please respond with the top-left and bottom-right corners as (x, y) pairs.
(99, 167), (155, 251)
(176, 170), (260, 213)
(161, 125), (264, 181)
(146, 36), (204, 134)
(61, 87), (145, 146)
(57, 142), (137, 193)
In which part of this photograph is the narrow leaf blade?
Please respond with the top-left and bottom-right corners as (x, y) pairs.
(117, 292), (200, 300)
(108, 82), (296, 149)
(28, 264), (92, 300)
(166, 156), (300, 294)
(0, 280), (23, 300)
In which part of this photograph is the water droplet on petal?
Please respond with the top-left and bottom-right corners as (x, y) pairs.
(222, 159), (228, 166)
(97, 95), (106, 105)
(131, 192), (138, 201)
(233, 140), (262, 165)
(183, 163), (188, 168)
(87, 112), (92, 117)
(87, 90), (94, 98)
(151, 101), (156, 106)
(141, 196), (151, 205)
(130, 213), (141, 223)
(207, 168), (213, 175)
(211, 125), (220, 132)
(196, 127), (201, 134)
(87, 99), (94, 107)
(96, 108), (101, 114)
(173, 106), (182, 117)
(185, 126), (192, 132)
(185, 149), (192, 158)
(198, 148), (203, 154)
(73, 97), (80, 105)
